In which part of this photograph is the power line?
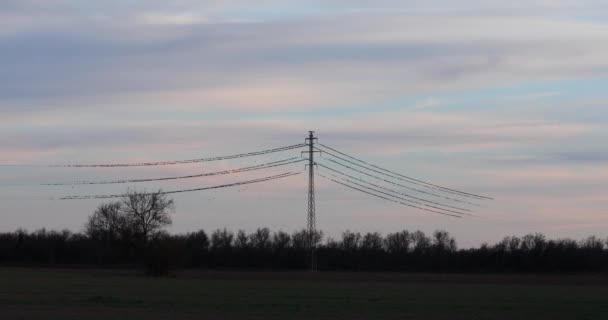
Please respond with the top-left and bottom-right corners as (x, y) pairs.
(317, 163), (473, 213)
(316, 146), (483, 201)
(51, 144), (307, 168)
(316, 173), (462, 218)
(317, 143), (493, 200)
(322, 158), (481, 207)
(317, 168), (473, 217)
(44, 158), (304, 186)
(59, 172), (301, 200)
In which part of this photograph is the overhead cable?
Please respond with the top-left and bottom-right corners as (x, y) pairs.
(52, 144), (307, 168)
(323, 158), (481, 207)
(316, 143), (492, 200)
(317, 163), (472, 213)
(59, 172), (301, 200)
(45, 158), (304, 185)
(317, 169), (473, 216)
(316, 172), (462, 218)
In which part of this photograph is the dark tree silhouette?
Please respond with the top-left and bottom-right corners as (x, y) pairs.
(433, 230), (457, 252)
(411, 230), (431, 252)
(85, 202), (128, 240)
(1, 226), (607, 273)
(250, 228), (271, 251)
(121, 190), (174, 240)
(234, 230), (250, 250)
(385, 230), (411, 254)
(85, 190), (174, 242)
(273, 231), (291, 251)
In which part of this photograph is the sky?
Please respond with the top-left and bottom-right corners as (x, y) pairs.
(1, 0), (607, 248)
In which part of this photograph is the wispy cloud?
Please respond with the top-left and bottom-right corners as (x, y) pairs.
(1, 1), (607, 244)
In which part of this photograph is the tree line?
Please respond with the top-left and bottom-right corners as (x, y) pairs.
(1, 191), (607, 274)
(2, 227), (608, 273)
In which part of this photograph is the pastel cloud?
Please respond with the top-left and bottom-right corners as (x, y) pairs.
(2, 8), (608, 114)
(0, 1), (607, 246)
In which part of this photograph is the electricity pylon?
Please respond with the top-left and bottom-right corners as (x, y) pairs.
(303, 131), (320, 271)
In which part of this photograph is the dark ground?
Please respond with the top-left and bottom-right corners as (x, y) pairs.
(1, 267), (608, 319)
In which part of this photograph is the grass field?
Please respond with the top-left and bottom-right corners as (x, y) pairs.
(1, 268), (608, 319)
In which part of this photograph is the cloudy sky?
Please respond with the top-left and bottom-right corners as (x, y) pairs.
(1, 0), (607, 247)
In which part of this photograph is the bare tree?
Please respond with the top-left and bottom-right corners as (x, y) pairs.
(272, 231), (291, 251)
(210, 229), (234, 251)
(410, 230), (431, 252)
(432, 230), (457, 252)
(86, 190), (174, 242)
(120, 190), (174, 240)
(249, 228), (271, 251)
(340, 230), (361, 251)
(385, 230), (411, 254)
(361, 232), (383, 251)
(499, 236), (521, 252)
(291, 229), (310, 250)
(85, 201), (127, 240)
(234, 230), (250, 250)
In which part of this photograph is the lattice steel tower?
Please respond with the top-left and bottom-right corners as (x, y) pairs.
(303, 131), (319, 271)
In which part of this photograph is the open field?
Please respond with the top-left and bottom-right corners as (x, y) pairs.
(1, 268), (608, 319)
